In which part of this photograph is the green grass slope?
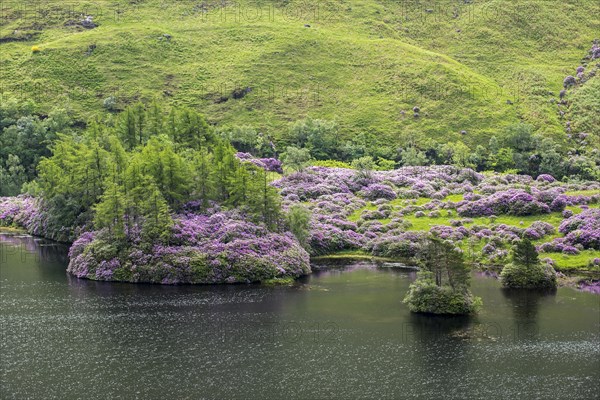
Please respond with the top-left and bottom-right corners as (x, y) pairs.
(1, 0), (598, 145)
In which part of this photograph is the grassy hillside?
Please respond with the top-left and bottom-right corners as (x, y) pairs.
(1, 0), (598, 146)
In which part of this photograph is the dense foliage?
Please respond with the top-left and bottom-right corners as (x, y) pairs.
(273, 165), (600, 270)
(67, 209), (310, 284)
(34, 103), (283, 240)
(276, 118), (599, 181)
(403, 238), (482, 315)
(402, 271), (482, 315)
(0, 103), (312, 283)
(1, 89), (599, 285)
(500, 239), (557, 289)
(0, 99), (74, 196)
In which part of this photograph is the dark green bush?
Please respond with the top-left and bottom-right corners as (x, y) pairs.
(403, 271), (482, 315)
(500, 239), (557, 289)
(500, 263), (557, 289)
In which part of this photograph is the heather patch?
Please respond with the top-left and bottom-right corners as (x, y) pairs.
(273, 166), (600, 271)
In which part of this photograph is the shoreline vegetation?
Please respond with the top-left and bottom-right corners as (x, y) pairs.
(1, 226), (597, 294)
(1, 224), (596, 279)
(2, 162), (599, 284)
(1, 40), (599, 310)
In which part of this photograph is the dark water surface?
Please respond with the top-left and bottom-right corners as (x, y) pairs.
(1, 232), (599, 399)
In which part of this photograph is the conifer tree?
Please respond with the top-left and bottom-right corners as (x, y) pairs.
(117, 107), (137, 150)
(512, 238), (540, 269)
(145, 100), (164, 138)
(94, 179), (125, 237)
(140, 182), (172, 242)
(420, 237), (470, 290)
(133, 102), (146, 145)
(191, 148), (214, 209)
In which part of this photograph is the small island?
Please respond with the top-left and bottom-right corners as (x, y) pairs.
(500, 238), (557, 289)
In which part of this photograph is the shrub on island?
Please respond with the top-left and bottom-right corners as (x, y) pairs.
(403, 237), (482, 315)
(403, 271), (482, 315)
(500, 239), (557, 289)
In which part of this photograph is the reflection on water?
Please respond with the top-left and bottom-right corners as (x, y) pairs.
(502, 288), (557, 340)
(1, 232), (599, 399)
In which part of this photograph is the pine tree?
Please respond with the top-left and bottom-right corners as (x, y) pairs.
(421, 237), (469, 290)
(512, 239), (540, 269)
(159, 143), (189, 207)
(500, 238), (555, 289)
(191, 148), (214, 209)
(228, 162), (250, 208)
(133, 102), (146, 145)
(145, 100), (163, 138)
(211, 142), (236, 202)
(117, 107), (137, 150)
(84, 141), (109, 207)
(176, 108), (212, 149)
(140, 182), (172, 242)
(166, 108), (178, 142)
(247, 167), (281, 230)
(404, 236), (481, 314)
(107, 135), (128, 181)
(94, 179), (125, 237)
(123, 158), (147, 229)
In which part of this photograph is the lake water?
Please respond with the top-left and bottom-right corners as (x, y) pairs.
(1, 232), (599, 399)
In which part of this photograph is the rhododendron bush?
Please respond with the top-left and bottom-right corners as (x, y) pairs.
(67, 210), (310, 284)
(0, 196), (75, 241)
(538, 209), (600, 253)
(236, 152), (283, 174)
(1, 196), (42, 231)
(457, 190), (551, 217)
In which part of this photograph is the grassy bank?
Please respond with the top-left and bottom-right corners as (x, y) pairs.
(1, 0), (598, 146)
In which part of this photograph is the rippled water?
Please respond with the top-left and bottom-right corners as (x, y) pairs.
(1, 232), (599, 399)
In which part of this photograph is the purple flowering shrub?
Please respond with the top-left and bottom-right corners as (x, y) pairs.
(0, 196), (27, 225)
(275, 169), (353, 201)
(538, 209), (599, 254)
(429, 225), (469, 240)
(557, 209), (600, 250)
(525, 221), (555, 239)
(6, 164), (599, 280)
(562, 245), (580, 255)
(67, 211), (310, 284)
(457, 190), (550, 217)
(0, 196), (64, 239)
(591, 40), (600, 60)
(272, 166), (600, 267)
(536, 174), (556, 183)
(563, 75), (577, 88)
(359, 184), (397, 200)
(236, 152), (283, 174)
(309, 221), (365, 255)
(361, 209), (389, 220)
(367, 231), (426, 259)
